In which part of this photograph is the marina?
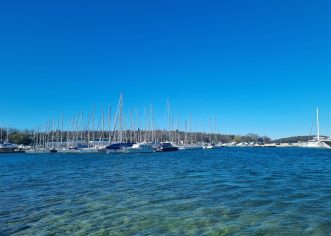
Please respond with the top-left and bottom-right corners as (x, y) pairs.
(1, 1), (331, 234)
(2, 94), (330, 154)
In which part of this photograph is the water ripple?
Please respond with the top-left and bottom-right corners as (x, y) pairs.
(0, 148), (331, 235)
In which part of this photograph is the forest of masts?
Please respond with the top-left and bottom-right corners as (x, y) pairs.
(24, 95), (223, 148)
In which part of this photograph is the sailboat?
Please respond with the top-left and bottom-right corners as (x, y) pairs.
(105, 94), (136, 153)
(303, 108), (331, 148)
(178, 114), (203, 150)
(203, 116), (222, 149)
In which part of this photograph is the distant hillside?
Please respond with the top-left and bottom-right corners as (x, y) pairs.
(273, 135), (328, 144)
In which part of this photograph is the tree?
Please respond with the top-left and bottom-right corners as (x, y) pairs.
(234, 135), (241, 143)
(9, 132), (33, 145)
(261, 136), (271, 144)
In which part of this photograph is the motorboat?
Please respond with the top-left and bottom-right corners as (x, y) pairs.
(156, 142), (179, 152)
(203, 143), (222, 149)
(0, 142), (25, 153)
(123, 142), (154, 153)
(105, 142), (135, 153)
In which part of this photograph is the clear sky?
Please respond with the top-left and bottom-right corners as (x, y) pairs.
(1, 0), (331, 139)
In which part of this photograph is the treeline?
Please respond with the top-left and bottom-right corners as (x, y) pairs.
(0, 128), (34, 145)
(0, 128), (271, 145)
(224, 133), (271, 144)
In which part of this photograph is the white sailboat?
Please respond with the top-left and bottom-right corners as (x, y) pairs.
(303, 108), (331, 148)
(178, 114), (203, 150)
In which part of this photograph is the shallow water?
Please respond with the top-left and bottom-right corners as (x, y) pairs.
(1, 148), (331, 235)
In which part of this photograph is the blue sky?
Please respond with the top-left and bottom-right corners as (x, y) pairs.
(1, 0), (331, 138)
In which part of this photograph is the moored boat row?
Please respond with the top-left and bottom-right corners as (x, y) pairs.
(2, 97), (330, 153)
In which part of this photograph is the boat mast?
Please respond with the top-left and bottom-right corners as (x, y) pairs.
(150, 105), (154, 142)
(92, 106), (95, 143)
(137, 109), (142, 142)
(129, 108), (133, 142)
(167, 99), (171, 142)
(189, 113), (192, 145)
(177, 113), (180, 146)
(66, 116), (70, 149)
(99, 108), (105, 144)
(108, 106), (112, 145)
(61, 113), (64, 146)
(184, 119), (188, 144)
(317, 107), (320, 142)
(214, 116), (217, 143)
(80, 112), (84, 143)
(51, 119), (54, 149)
(87, 112), (91, 148)
(119, 93), (123, 142)
(6, 127), (9, 143)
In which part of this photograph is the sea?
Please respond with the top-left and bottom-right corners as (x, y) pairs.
(1, 148), (331, 235)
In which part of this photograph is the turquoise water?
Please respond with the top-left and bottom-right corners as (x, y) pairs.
(1, 148), (331, 235)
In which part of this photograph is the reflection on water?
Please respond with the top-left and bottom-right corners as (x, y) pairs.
(1, 148), (331, 235)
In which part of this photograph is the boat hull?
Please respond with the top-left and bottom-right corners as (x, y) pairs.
(158, 147), (179, 152)
(179, 146), (203, 150)
(123, 148), (154, 153)
(0, 150), (25, 154)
